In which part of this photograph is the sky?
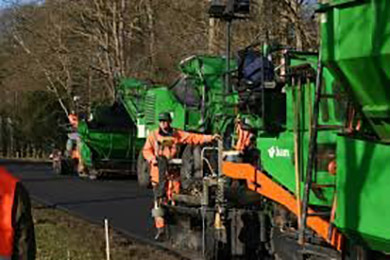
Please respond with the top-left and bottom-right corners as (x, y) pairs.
(0, 0), (41, 8)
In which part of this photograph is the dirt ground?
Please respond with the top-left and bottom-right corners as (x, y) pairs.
(32, 203), (180, 260)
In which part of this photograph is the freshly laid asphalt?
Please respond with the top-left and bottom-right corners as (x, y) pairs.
(2, 161), (157, 244)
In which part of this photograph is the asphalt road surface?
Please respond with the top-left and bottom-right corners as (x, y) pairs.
(2, 161), (157, 244)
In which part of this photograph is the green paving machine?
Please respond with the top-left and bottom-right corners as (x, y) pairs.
(318, 0), (390, 255)
(76, 80), (145, 177)
(77, 77), (182, 177)
(143, 0), (390, 259)
(76, 77), (160, 177)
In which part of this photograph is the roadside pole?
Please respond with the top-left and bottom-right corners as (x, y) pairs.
(105, 218), (111, 260)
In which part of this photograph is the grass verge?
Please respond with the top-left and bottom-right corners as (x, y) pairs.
(33, 203), (180, 260)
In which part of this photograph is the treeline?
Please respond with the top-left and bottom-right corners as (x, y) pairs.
(0, 0), (317, 158)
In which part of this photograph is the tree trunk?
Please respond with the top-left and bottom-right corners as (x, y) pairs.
(146, 0), (155, 68)
(119, 0), (126, 76)
(208, 18), (216, 53)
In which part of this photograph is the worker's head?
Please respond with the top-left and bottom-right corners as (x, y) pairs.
(158, 112), (172, 133)
(241, 117), (255, 132)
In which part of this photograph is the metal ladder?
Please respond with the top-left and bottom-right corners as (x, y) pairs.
(299, 52), (341, 244)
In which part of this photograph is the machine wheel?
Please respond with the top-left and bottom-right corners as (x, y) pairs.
(137, 153), (150, 188)
(180, 145), (202, 189)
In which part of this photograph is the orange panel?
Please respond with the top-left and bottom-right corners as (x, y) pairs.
(222, 161), (343, 251)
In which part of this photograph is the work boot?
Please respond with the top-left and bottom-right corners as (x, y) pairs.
(88, 169), (98, 180)
(78, 171), (88, 178)
(154, 228), (166, 241)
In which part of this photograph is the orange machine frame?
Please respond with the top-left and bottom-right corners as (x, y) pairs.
(222, 161), (343, 251)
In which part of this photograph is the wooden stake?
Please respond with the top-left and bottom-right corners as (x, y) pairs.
(105, 218), (111, 260)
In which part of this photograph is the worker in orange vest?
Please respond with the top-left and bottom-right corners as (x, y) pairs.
(68, 111), (79, 130)
(142, 112), (220, 240)
(0, 167), (36, 259)
(235, 117), (260, 166)
(67, 112), (85, 176)
(235, 118), (253, 152)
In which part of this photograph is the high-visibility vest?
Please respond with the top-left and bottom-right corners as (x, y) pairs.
(235, 123), (253, 152)
(0, 167), (18, 258)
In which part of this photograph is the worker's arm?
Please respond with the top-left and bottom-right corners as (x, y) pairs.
(177, 130), (214, 145)
(142, 133), (157, 163)
(12, 182), (36, 260)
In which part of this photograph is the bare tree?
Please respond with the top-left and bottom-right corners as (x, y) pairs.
(0, 0), (318, 158)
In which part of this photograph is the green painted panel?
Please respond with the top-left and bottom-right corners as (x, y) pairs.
(261, 54), (340, 206)
(258, 134), (295, 188)
(144, 88), (186, 131)
(335, 136), (390, 252)
(321, 0), (390, 140)
(117, 77), (150, 123)
(79, 139), (93, 167)
(179, 55), (238, 134)
(78, 121), (136, 164)
(142, 56), (237, 134)
(179, 55), (235, 77)
(259, 131), (336, 206)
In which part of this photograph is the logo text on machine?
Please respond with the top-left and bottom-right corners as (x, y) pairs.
(268, 146), (290, 158)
